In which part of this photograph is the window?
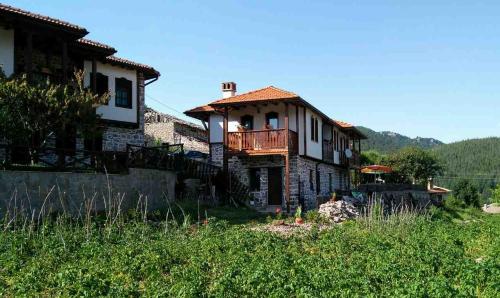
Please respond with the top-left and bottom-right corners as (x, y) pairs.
(265, 112), (279, 129)
(310, 116), (319, 142)
(316, 170), (320, 195)
(249, 168), (261, 191)
(309, 169), (314, 191)
(91, 72), (109, 97)
(240, 115), (254, 130)
(115, 77), (132, 108)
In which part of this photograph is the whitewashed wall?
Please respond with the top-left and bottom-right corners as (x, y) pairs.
(209, 114), (224, 143)
(0, 28), (14, 77)
(83, 61), (137, 124)
(305, 108), (323, 160)
(226, 103), (298, 132)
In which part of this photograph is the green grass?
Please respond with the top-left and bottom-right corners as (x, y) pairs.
(0, 207), (499, 297)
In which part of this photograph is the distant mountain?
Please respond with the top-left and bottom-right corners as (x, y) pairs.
(357, 126), (443, 153)
(433, 137), (500, 194)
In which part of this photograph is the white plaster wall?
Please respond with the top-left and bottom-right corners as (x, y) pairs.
(83, 61), (137, 123)
(209, 114), (223, 143)
(298, 106), (305, 155)
(305, 108), (323, 160)
(226, 103), (298, 132)
(0, 28), (14, 77)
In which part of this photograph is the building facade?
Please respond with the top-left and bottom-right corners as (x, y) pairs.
(185, 83), (366, 211)
(0, 4), (159, 153)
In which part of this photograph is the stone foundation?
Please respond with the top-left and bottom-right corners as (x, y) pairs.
(209, 143), (224, 166)
(102, 126), (144, 151)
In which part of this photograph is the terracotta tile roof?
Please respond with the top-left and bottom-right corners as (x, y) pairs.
(428, 186), (452, 194)
(0, 3), (88, 34)
(332, 119), (354, 128)
(185, 105), (216, 113)
(105, 55), (160, 78)
(210, 86), (300, 105)
(76, 38), (116, 53)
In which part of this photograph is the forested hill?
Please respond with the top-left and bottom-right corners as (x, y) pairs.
(357, 126), (443, 153)
(433, 137), (500, 193)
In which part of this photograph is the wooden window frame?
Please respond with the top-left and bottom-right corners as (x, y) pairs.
(240, 115), (254, 130)
(265, 112), (279, 129)
(115, 77), (133, 109)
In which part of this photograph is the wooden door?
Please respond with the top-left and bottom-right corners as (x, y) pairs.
(267, 167), (283, 205)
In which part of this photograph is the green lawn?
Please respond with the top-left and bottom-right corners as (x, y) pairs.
(0, 206), (499, 297)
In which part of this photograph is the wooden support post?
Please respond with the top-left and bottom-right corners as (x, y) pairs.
(62, 41), (68, 84)
(223, 107), (229, 202)
(25, 32), (33, 81)
(91, 57), (97, 92)
(285, 103), (290, 213)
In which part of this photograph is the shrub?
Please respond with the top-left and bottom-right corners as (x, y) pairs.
(454, 179), (480, 207)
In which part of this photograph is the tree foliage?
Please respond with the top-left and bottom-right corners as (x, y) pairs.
(385, 147), (443, 184)
(491, 184), (500, 204)
(454, 179), (481, 207)
(0, 71), (109, 146)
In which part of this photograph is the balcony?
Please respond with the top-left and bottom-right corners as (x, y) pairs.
(228, 129), (298, 155)
(322, 140), (361, 168)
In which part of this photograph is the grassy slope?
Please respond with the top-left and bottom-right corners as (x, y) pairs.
(0, 208), (499, 297)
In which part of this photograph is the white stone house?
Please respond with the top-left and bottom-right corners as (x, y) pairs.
(185, 83), (366, 211)
(0, 4), (159, 155)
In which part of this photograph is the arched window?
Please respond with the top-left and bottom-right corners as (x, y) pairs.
(265, 112), (279, 129)
(240, 115), (254, 130)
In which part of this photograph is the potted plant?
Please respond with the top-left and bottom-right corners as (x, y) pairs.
(295, 206), (304, 224)
(331, 192), (337, 202)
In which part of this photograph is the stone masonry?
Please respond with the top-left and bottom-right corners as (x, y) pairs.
(144, 108), (208, 153)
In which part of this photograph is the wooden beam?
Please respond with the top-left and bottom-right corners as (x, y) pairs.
(91, 57), (97, 92)
(284, 103), (290, 213)
(303, 106), (307, 156)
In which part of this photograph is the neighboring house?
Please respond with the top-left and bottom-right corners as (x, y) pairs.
(185, 82), (366, 211)
(144, 107), (208, 153)
(0, 4), (159, 153)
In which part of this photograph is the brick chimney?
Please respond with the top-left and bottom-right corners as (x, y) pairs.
(222, 82), (236, 98)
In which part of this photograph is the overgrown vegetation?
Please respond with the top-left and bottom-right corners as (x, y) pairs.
(1, 201), (498, 296)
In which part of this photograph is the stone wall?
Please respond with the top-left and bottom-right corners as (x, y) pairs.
(144, 108), (208, 153)
(0, 168), (176, 218)
(209, 143), (224, 166)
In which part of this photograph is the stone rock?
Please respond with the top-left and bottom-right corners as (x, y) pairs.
(318, 200), (359, 223)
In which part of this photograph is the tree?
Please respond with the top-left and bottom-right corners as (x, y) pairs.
(454, 179), (480, 207)
(0, 70), (109, 158)
(385, 147), (443, 185)
(491, 184), (500, 204)
(360, 150), (385, 166)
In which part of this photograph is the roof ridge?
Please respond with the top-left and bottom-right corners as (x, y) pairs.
(0, 3), (88, 33)
(210, 85), (298, 104)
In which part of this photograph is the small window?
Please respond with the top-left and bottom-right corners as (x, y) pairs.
(91, 72), (109, 97)
(310, 116), (319, 142)
(309, 169), (314, 191)
(240, 115), (254, 130)
(115, 77), (132, 108)
(316, 170), (320, 195)
(265, 112), (279, 129)
(249, 168), (261, 191)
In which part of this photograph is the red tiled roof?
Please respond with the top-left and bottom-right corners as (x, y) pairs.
(185, 105), (216, 113)
(105, 56), (159, 78)
(428, 186), (451, 194)
(332, 119), (354, 128)
(210, 86), (300, 105)
(0, 3), (88, 34)
(76, 38), (116, 53)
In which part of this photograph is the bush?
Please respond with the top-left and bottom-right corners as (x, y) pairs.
(491, 184), (500, 204)
(304, 210), (327, 223)
(454, 179), (481, 207)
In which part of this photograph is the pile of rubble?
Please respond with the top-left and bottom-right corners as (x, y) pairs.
(318, 200), (359, 223)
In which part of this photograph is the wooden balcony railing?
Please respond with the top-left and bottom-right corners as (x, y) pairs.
(228, 129), (298, 153)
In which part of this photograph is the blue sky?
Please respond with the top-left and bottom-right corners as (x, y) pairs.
(6, 0), (500, 143)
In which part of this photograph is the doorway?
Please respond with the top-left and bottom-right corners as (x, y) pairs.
(267, 167), (283, 205)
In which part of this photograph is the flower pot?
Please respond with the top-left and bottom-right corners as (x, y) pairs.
(295, 217), (304, 224)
